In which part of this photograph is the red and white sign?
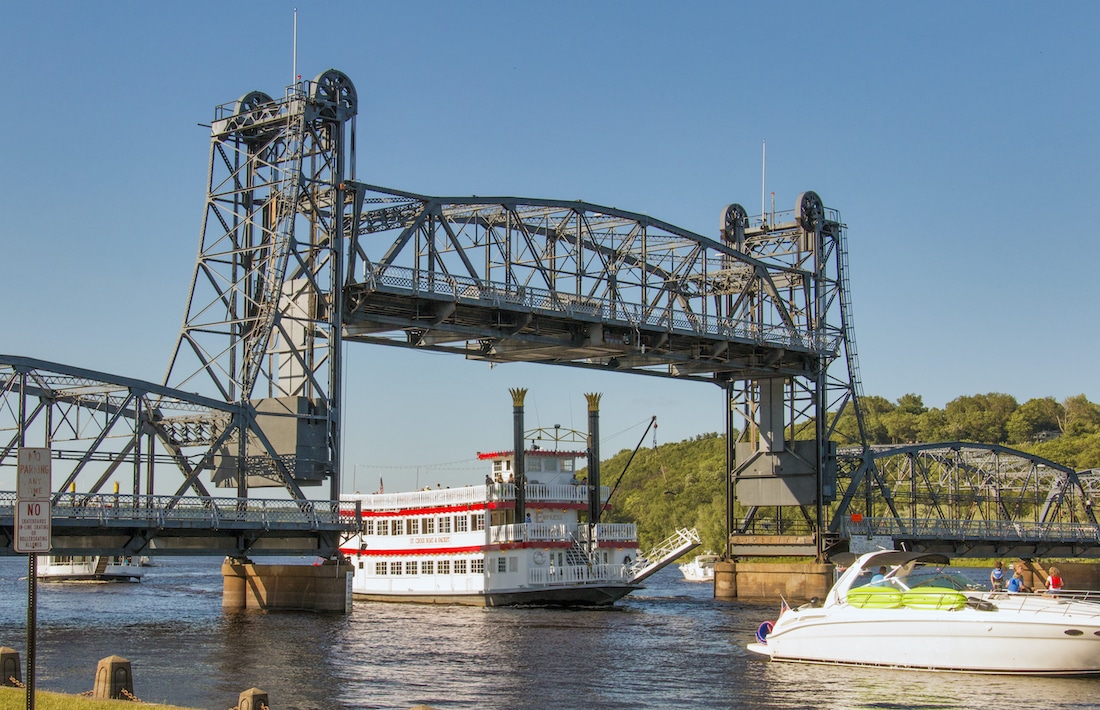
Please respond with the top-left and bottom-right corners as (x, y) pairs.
(15, 500), (51, 553)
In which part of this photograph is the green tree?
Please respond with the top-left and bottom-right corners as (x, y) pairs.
(1063, 394), (1100, 436)
(1006, 397), (1064, 444)
(943, 393), (1018, 443)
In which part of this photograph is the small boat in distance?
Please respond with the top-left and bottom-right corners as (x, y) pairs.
(679, 553), (718, 582)
(37, 555), (144, 583)
(748, 549), (1100, 675)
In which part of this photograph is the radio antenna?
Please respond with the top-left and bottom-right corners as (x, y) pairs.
(292, 8), (298, 86)
(761, 139), (767, 227)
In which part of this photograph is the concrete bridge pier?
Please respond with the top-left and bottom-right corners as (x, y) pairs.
(222, 559), (354, 612)
(714, 560), (834, 602)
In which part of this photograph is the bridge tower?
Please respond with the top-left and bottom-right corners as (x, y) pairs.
(164, 70), (358, 500)
(722, 192), (867, 560)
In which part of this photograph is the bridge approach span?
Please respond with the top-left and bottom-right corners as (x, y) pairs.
(834, 442), (1100, 557)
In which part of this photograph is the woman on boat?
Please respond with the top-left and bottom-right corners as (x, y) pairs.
(1046, 566), (1064, 596)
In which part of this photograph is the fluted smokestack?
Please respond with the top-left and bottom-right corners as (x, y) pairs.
(510, 388), (527, 522)
(585, 392), (601, 524)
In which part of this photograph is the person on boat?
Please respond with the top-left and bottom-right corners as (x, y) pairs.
(870, 566), (887, 585)
(1007, 568), (1031, 593)
(1046, 566), (1064, 596)
(990, 560), (1005, 591)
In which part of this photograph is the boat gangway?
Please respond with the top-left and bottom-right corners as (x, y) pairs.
(0, 491), (360, 558)
(630, 527), (701, 583)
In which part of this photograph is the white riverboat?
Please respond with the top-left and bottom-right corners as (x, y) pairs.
(37, 555), (144, 583)
(748, 549), (1100, 675)
(679, 553), (718, 582)
(340, 446), (642, 606)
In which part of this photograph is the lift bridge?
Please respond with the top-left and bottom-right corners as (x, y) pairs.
(2, 69), (1097, 561)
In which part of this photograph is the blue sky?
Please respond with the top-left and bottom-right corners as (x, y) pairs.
(1, 2), (1097, 491)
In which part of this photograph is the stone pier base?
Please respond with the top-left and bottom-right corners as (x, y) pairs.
(714, 560), (834, 602)
(223, 560), (353, 613)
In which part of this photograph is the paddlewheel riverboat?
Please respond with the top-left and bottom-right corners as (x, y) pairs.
(340, 390), (651, 606)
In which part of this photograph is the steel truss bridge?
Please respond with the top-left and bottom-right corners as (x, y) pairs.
(2, 68), (1095, 560)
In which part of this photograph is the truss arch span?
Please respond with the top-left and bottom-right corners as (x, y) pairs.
(835, 441), (1100, 557)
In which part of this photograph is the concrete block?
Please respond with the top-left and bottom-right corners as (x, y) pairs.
(0, 647), (20, 687)
(92, 655), (133, 700)
(238, 687), (269, 710)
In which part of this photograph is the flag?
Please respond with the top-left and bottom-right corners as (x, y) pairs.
(779, 596), (791, 617)
(379, 477), (384, 494)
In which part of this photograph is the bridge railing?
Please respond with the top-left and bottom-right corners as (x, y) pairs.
(843, 516), (1100, 543)
(364, 264), (836, 351)
(0, 491), (358, 530)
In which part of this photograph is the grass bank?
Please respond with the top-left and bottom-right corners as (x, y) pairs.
(0, 687), (200, 710)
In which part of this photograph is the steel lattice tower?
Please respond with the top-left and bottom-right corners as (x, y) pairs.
(164, 70), (358, 499)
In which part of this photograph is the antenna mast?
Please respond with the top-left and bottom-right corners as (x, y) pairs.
(761, 139), (767, 226)
(293, 8), (298, 85)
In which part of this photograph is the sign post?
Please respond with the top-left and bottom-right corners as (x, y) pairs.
(17, 447), (51, 710)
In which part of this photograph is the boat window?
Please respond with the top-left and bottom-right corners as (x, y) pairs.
(473, 513), (485, 531)
(376, 520), (388, 536)
(455, 515), (469, 532)
(391, 519), (404, 535)
(497, 557), (507, 573)
(405, 560), (417, 575)
(408, 518), (419, 535)
(509, 556), (518, 572)
(439, 516), (452, 533)
(472, 559), (485, 573)
(562, 460), (573, 472)
(364, 519), (374, 535)
(421, 560), (434, 575)
(423, 517), (435, 534)
(375, 562), (386, 575)
(455, 559), (468, 574)
(493, 461), (503, 475)
(438, 560), (450, 574)
(389, 561), (402, 575)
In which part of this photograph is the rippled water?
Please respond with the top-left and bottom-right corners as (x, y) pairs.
(0, 557), (1099, 709)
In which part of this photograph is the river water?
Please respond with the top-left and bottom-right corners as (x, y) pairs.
(1, 557), (1099, 709)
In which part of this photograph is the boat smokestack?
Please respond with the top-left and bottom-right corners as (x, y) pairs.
(586, 393), (601, 524)
(510, 388), (527, 522)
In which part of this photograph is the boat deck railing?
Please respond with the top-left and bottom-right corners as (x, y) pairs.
(490, 522), (636, 545)
(344, 482), (606, 512)
(528, 563), (632, 587)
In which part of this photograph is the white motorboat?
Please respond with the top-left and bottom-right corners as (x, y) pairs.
(679, 553), (718, 582)
(37, 555), (144, 583)
(747, 549), (1100, 675)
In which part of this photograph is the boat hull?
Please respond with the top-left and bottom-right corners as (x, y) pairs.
(751, 601), (1100, 675)
(354, 583), (641, 607)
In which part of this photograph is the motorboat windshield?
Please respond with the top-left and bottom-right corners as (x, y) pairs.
(827, 550), (954, 606)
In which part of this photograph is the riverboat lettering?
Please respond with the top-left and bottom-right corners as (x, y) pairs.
(411, 535), (452, 545)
